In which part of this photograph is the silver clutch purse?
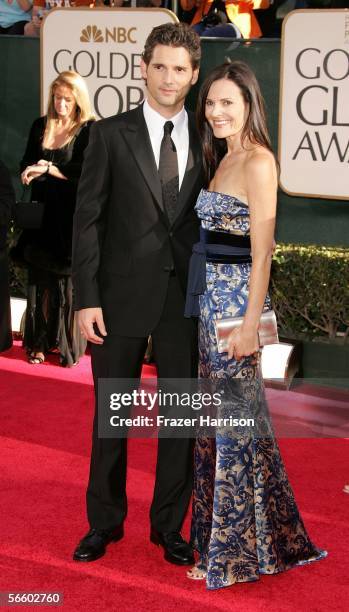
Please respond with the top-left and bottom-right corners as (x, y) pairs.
(214, 310), (279, 353)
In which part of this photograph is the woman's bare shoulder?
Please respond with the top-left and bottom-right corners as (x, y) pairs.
(246, 144), (275, 163)
(244, 145), (277, 178)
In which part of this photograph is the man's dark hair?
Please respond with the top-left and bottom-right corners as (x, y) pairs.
(142, 22), (201, 69)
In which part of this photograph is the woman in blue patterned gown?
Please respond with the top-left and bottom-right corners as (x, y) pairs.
(185, 61), (327, 588)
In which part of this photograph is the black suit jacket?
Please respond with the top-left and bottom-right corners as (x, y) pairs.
(72, 104), (203, 336)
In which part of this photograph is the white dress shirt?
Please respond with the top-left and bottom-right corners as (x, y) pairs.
(142, 99), (189, 190)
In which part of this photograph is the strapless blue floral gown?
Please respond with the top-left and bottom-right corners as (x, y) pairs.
(190, 189), (327, 590)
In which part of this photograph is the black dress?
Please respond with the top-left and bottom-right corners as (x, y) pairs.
(20, 116), (93, 366)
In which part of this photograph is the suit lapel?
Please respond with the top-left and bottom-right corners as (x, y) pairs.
(120, 106), (164, 212)
(173, 112), (202, 224)
(119, 106), (202, 223)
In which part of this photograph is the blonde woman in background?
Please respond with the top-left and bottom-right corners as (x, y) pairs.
(20, 71), (94, 366)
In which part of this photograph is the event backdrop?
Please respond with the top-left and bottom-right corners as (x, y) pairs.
(0, 27), (348, 247)
(41, 8), (177, 118)
(279, 10), (349, 200)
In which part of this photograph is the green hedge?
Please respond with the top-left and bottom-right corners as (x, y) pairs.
(8, 237), (349, 343)
(271, 244), (349, 341)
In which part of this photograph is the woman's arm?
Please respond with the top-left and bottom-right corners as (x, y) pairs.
(35, 160), (67, 181)
(20, 117), (48, 185)
(54, 121), (94, 182)
(20, 117), (44, 173)
(228, 151), (277, 360)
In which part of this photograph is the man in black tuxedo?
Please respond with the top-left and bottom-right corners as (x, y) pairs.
(72, 23), (203, 565)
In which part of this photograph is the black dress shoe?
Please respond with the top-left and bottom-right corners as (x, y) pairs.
(73, 525), (124, 562)
(150, 529), (195, 565)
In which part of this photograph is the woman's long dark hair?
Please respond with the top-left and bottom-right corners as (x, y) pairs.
(196, 61), (274, 185)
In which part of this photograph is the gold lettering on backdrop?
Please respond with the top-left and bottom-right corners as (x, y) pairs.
(105, 28), (137, 44)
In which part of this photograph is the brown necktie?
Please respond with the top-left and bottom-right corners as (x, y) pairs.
(158, 121), (179, 225)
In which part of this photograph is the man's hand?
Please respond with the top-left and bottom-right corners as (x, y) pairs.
(77, 307), (107, 344)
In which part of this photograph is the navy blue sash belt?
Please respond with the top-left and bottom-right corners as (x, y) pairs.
(184, 228), (252, 317)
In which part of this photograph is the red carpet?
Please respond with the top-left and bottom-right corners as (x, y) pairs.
(0, 343), (348, 611)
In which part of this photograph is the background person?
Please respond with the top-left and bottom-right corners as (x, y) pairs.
(0, 0), (32, 34)
(24, 0), (102, 37)
(0, 160), (14, 352)
(180, 0), (269, 39)
(185, 61), (327, 587)
(20, 70), (94, 366)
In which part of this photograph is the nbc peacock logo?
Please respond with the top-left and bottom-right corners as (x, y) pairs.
(80, 25), (104, 43)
